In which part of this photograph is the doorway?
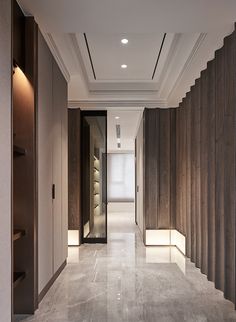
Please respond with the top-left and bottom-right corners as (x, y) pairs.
(81, 111), (107, 243)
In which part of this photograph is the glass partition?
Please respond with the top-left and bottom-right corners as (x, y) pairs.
(81, 111), (107, 243)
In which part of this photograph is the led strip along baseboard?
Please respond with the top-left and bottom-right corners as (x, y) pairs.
(145, 229), (186, 255)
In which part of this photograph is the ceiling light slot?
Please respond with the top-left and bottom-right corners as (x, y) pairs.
(116, 124), (121, 138)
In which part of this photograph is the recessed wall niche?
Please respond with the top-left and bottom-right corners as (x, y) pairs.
(12, 0), (38, 314)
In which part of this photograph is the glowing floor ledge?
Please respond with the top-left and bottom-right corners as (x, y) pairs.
(145, 229), (186, 255)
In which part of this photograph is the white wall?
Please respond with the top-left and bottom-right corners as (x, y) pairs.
(0, 1), (12, 321)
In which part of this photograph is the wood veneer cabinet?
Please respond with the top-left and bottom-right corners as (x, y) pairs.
(12, 0), (38, 314)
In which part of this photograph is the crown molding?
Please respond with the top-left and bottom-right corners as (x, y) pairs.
(68, 99), (167, 109)
(42, 32), (70, 82)
(167, 33), (207, 101)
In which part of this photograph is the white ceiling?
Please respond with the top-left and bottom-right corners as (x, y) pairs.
(78, 33), (165, 81)
(19, 0), (236, 108)
(107, 110), (142, 152)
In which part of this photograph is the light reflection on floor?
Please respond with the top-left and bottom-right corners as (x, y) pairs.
(145, 246), (186, 274)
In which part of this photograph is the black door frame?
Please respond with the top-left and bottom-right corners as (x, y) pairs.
(81, 110), (107, 244)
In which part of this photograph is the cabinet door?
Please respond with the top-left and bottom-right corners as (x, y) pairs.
(38, 31), (53, 293)
(61, 76), (68, 262)
(52, 61), (68, 272)
(52, 61), (63, 273)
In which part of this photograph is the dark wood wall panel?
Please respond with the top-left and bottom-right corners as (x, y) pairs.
(185, 93), (192, 258)
(141, 26), (236, 308)
(13, 2), (38, 314)
(143, 109), (175, 232)
(200, 69), (208, 276)
(175, 104), (187, 236)
(207, 60), (216, 283)
(223, 32), (236, 303)
(215, 47), (225, 292)
(144, 109), (159, 229)
(174, 27), (236, 307)
(194, 79), (201, 269)
(170, 109), (176, 229)
(159, 110), (171, 228)
(68, 109), (81, 231)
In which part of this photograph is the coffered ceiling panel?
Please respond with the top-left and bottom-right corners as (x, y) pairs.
(77, 33), (166, 81)
(18, 0), (236, 107)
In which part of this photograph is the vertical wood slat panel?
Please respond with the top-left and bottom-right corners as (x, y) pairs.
(68, 109), (81, 230)
(170, 109), (176, 229)
(194, 79), (201, 269)
(183, 104), (187, 236)
(175, 106), (181, 233)
(186, 93), (192, 258)
(176, 103), (186, 235)
(159, 110), (171, 228)
(200, 69), (208, 275)
(144, 109), (158, 229)
(223, 32), (236, 302)
(207, 60), (216, 282)
(190, 84), (196, 263)
(215, 47), (225, 292)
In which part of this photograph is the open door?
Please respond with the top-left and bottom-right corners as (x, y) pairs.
(81, 111), (107, 243)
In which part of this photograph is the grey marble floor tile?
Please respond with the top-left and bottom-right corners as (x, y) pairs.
(14, 212), (236, 322)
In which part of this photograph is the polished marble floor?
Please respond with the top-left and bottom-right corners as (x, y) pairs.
(15, 210), (236, 322)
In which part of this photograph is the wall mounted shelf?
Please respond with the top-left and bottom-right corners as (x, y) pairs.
(13, 229), (26, 242)
(13, 145), (26, 156)
(13, 272), (26, 288)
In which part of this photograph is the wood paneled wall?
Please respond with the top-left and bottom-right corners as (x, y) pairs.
(143, 108), (176, 231)
(0, 0), (12, 320)
(68, 109), (81, 231)
(175, 28), (236, 305)
(142, 26), (236, 307)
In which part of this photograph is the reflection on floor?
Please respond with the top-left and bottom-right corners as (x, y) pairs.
(86, 213), (106, 238)
(15, 211), (236, 322)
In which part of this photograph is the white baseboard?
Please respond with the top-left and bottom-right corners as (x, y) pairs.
(145, 229), (186, 255)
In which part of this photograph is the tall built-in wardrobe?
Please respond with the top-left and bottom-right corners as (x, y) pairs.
(38, 31), (68, 299)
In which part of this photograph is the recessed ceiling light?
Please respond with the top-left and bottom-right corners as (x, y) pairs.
(115, 116), (120, 120)
(121, 64), (127, 69)
(121, 38), (128, 45)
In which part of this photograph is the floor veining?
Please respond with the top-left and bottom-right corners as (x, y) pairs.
(15, 211), (236, 322)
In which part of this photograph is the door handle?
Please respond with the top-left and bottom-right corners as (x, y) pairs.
(52, 184), (55, 199)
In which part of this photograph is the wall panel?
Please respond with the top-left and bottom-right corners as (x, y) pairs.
(38, 31), (53, 294)
(176, 27), (236, 307)
(200, 69), (208, 275)
(159, 110), (171, 228)
(144, 109), (159, 229)
(0, 0), (12, 320)
(207, 60), (216, 283)
(137, 25), (236, 308)
(215, 47), (225, 292)
(223, 32), (236, 303)
(68, 109), (81, 245)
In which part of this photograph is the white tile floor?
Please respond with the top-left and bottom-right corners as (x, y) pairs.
(15, 211), (236, 322)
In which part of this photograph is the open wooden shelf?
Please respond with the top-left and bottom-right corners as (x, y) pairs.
(13, 229), (26, 242)
(13, 272), (26, 288)
(13, 145), (26, 156)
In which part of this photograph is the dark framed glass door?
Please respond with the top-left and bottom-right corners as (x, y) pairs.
(81, 111), (107, 243)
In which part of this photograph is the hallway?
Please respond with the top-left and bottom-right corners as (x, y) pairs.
(16, 210), (236, 322)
